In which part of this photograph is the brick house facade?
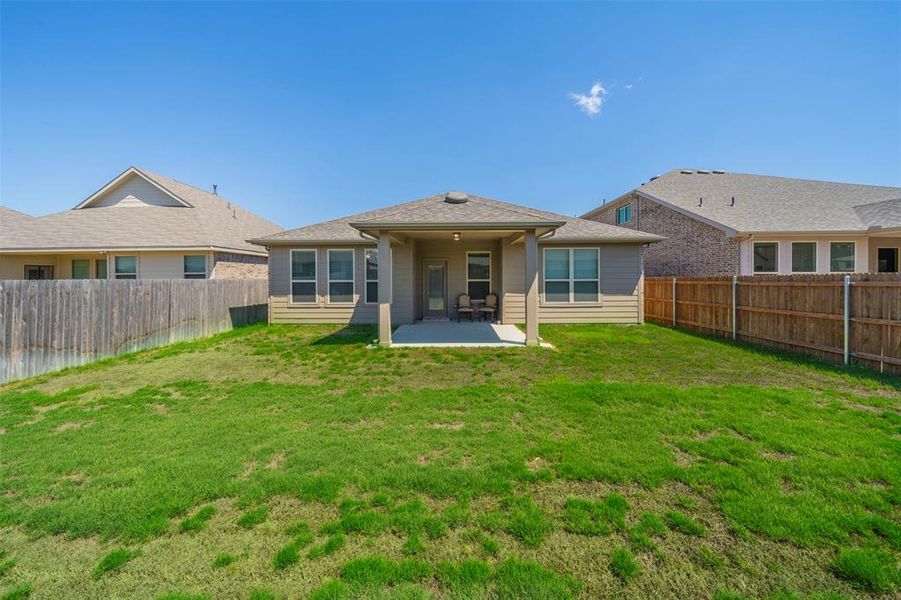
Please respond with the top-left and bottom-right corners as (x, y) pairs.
(587, 194), (740, 276)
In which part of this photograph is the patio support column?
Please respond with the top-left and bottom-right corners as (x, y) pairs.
(378, 230), (392, 346)
(524, 229), (539, 346)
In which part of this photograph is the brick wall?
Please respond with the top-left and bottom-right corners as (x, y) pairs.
(589, 195), (740, 276)
(211, 252), (269, 279)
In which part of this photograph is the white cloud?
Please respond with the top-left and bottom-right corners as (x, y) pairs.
(569, 81), (608, 117)
(624, 84), (633, 90)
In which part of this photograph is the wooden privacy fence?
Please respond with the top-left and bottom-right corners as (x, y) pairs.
(644, 274), (901, 374)
(0, 279), (268, 383)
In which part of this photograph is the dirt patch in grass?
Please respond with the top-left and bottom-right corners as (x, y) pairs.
(53, 421), (92, 433)
(427, 421), (464, 430)
(759, 451), (794, 461)
(266, 453), (286, 470)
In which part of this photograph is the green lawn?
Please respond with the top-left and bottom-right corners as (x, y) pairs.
(0, 323), (898, 599)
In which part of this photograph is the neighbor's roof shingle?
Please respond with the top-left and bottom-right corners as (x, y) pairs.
(253, 192), (661, 244)
(616, 169), (901, 233)
(0, 168), (282, 254)
(0, 206), (33, 222)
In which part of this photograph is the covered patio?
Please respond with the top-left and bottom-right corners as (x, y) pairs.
(350, 192), (562, 348)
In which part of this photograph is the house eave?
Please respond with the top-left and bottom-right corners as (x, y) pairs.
(73, 166), (194, 209)
(347, 220), (566, 231)
(0, 245), (267, 256)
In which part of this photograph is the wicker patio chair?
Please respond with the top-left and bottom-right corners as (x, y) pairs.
(456, 294), (474, 322)
(478, 293), (498, 322)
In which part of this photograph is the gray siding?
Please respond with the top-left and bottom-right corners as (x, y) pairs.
(268, 240), (644, 325)
(269, 244), (414, 325)
(87, 177), (183, 208)
(502, 242), (644, 324)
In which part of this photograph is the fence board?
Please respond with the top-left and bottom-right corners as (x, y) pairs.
(644, 274), (901, 374)
(0, 279), (267, 383)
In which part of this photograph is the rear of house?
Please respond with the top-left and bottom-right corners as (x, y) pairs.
(0, 167), (282, 280)
(583, 169), (901, 276)
(251, 191), (661, 345)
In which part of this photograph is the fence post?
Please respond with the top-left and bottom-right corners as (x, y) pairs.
(843, 275), (851, 365)
(732, 275), (738, 340)
(671, 276), (677, 327)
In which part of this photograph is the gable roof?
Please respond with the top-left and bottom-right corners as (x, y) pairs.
(0, 206), (33, 222)
(251, 192), (661, 245)
(0, 167), (282, 255)
(584, 169), (901, 235)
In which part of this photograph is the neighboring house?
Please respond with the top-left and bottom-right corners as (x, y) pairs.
(0, 206), (33, 225)
(0, 166), (281, 280)
(250, 191), (661, 346)
(583, 169), (901, 276)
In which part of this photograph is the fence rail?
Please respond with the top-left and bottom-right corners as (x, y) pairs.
(0, 279), (268, 383)
(644, 274), (901, 374)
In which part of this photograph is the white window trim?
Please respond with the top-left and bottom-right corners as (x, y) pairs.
(790, 241), (817, 273)
(466, 250), (492, 299)
(183, 254), (207, 279)
(752, 241), (779, 274)
(364, 248), (378, 304)
(327, 248), (356, 305)
(113, 254), (139, 279)
(289, 248), (318, 304)
(542, 247), (601, 304)
(615, 204), (632, 225)
(829, 241), (856, 273)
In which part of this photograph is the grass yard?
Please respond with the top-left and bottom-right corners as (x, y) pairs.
(0, 323), (899, 599)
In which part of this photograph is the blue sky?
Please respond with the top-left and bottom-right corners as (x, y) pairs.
(2, 1), (899, 229)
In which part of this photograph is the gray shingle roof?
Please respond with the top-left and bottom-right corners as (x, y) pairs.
(252, 192), (661, 245)
(854, 198), (901, 229)
(0, 168), (282, 254)
(609, 169), (901, 233)
(0, 206), (32, 222)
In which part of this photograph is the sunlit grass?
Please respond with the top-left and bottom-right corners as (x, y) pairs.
(0, 323), (898, 598)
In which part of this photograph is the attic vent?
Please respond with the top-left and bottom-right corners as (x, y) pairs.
(712, 169), (726, 174)
(445, 191), (469, 204)
(680, 169), (694, 174)
(697, 169), (710, 174)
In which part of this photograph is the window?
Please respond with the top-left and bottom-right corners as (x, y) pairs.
(114, 256), (137, 279)
(24, 265), (53, 280)
(877, 248), (898, 273)
(184, 255), (207, 279)
(328, 249), (354, 303)
(95, 259), (107, 279)
(830, 242), (855, 272)
(753, 242), (778, 273)
(466, 251), (491, 300)
(290, 249), (317, 303)
(365, 249), (379, 303)
(543, 248), (599, 303)
(791, 242), (817, 273)
(615, 204), (632, 225)
(71, 259), (90, 279)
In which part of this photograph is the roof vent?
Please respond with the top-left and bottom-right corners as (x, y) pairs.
(712, 169), (726, 174)
(697, 169), (710, 174)
(649, 176), (658, 182)
(445, 191), (469, 204)
(681, 169), (694, 174)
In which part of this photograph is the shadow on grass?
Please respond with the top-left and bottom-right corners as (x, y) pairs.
(650, 323), (901, 391)
(311, 325), (378, 346)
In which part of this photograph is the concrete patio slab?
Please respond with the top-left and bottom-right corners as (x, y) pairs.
(390, 321), (529, 347)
